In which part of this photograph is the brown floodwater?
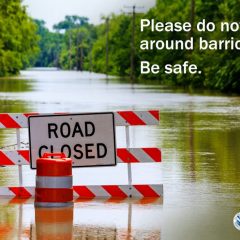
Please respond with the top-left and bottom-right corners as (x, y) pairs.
(0, 69), (240, 239)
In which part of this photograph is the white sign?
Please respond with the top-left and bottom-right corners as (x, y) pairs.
(28, 113), (116, 169)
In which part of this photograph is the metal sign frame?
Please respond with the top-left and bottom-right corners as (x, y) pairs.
(28, 112), (117, 169)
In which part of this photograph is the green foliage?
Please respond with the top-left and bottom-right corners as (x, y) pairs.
(53, 15), (89, 30)
(0, 0), (39, 76)
(89, 0), (240, 93)
(59, 24), (96, 70)
(91, 14), (131, 75)
(191, 0), (240, 92)
(34, 20), (63, 67)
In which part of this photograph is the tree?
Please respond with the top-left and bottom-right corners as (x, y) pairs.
(54, 16), (96, 71)
(0, 0), (39, 76)
(34, 20), (63, 67)
(91, 14), (132, 75)
(53, 15), (89, 31)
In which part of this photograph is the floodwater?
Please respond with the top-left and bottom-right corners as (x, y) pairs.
(0, 69), (240, 239)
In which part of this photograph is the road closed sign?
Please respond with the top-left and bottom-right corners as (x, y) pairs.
(28, 113), (116, 169)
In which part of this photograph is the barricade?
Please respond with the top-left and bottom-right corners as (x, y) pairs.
(35, 153), (73, 207)
(0, 110), (163, 198)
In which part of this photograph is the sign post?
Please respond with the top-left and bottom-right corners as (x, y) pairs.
(28, 112), (116, 169)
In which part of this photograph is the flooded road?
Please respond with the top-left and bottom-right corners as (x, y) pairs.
(0, 69), (240, 239)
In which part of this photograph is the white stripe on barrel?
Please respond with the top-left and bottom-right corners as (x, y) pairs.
(36, 176), (73, 189)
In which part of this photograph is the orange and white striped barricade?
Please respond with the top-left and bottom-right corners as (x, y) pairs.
(0, 148), (161, 165)
(0, 184), (162, 198)
(35, 153), (73, 207)
(0, 110), (163, 199)
(35, 206), (73, 240)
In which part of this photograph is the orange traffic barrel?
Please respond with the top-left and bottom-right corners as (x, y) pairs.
(35, 152), (73, 207)
(35, 206), (73, 240)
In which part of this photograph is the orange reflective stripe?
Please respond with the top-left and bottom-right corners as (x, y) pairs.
(35, 188), (73, 202)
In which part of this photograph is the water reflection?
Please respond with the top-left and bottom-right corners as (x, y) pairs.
(0, 99), (31, 113)
(1, 195), (240, 240)
(34, 207), (73, 239)
(0, 199), (162, 239)
(0, 78), (33, 92)
(0, 79), (33, 150)
(0, 78), (33, 148)
(73, 225), (117, 239)
(0, 202), (17, 240)
(160, 110), (240, 184)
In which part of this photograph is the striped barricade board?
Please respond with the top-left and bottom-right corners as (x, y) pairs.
(0, 110), (162, 199)
(0, 184), (163, 198)
(0, 148), (161, 165)
(0, 110), (159, 128)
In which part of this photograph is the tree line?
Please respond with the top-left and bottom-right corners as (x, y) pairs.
(1, 0), (239, 93)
